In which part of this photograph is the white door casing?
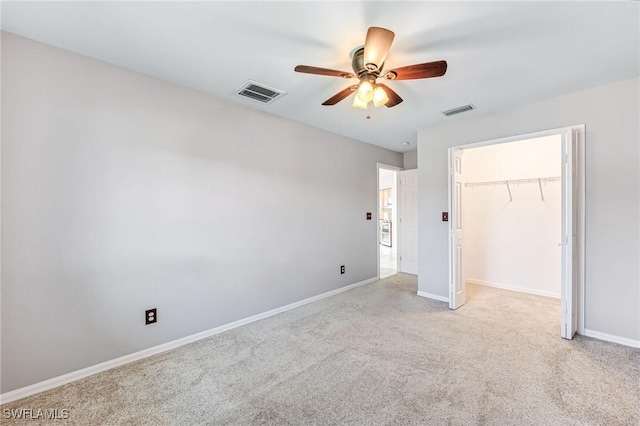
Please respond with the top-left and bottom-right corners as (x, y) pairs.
(560, 128), (579, 339)
(399, 169), (418, 275)
(449, 149), (465, 309)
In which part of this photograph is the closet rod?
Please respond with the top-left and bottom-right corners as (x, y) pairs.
(464, 176), (560, 202)
(464, 176), (561, 187)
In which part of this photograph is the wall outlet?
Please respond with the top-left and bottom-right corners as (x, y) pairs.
(442, 212), (449, 222)
(145, 308), (157, 325)
(340, 265), (345, 274)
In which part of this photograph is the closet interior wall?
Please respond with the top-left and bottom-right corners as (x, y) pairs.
(463, 135), (562, 298)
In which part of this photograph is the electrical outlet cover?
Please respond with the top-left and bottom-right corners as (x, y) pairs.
(145, 308), (157, 325)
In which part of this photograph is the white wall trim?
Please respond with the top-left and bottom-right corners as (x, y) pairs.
(581, 329), (640, 349)
(0, 276), (378, 405)
(466, 279), (560, 299)
(417, 291), (449, 303)
(450, 125), (580, 151)
(576, 125), (587, 336)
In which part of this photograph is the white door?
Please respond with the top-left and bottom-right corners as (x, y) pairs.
(560, 129), (578, 339)
(399, 169), (418, 275)
(449, 149), (465, 309)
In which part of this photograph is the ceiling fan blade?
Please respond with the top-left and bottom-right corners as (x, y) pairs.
(386, 60), (448, 80)
(377, 84), (403, 108)
(363, 27), (395, 70)
(295, 65), (355, 79)
(322, 85), (358, 106)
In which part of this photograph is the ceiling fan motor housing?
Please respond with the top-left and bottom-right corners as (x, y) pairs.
(351, 48), (382, 79)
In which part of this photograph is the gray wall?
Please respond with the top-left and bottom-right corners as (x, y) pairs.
(403, 151), (417, 170)
(1, 33), (403, 393)
(417, 77), (639, 342)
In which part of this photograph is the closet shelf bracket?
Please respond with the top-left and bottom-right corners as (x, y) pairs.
(538, 178), (544, 201)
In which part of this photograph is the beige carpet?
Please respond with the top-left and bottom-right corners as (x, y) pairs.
(3, 274), (639, 425)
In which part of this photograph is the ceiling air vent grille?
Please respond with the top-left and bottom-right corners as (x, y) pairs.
(442, 104), (475, 117)
(236, 80), (286, 104)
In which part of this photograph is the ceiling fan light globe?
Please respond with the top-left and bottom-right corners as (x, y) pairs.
(352, 95), (368, 109)
(357, 91), (374, 104)
(373, 86), (389, 107)
(357, 80), (374, 103)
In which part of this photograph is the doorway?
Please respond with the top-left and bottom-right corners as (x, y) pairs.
(448, 126), (585, 340)
(377, 164), (419, 279)
(378, 167), (398, 278)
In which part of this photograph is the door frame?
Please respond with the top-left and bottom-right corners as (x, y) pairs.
(377, 163), (402, 279)
(449, 149), (465, 308)
(447, 125), (586, 337)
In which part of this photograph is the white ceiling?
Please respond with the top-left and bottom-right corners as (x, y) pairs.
(2, 1), (638, 153)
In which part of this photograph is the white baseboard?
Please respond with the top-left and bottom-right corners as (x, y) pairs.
(417, 291), (449, 303)
(0, 276), (378, 405)
(581, 329), (640, 348)
(466, 278), (560, 299)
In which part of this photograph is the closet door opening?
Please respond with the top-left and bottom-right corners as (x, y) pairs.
(448, 126), (584, 339)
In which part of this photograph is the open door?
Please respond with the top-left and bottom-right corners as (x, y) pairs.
(449, 149), (465, 309)
(398, 169), (418, 275)
(560, 128), (578, 339)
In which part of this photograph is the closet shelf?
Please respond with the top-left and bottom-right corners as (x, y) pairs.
(464, 176), (560, 201)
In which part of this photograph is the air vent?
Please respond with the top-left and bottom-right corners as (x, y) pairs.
(441, 104), (475, 117)
(236, 80), (286, 104)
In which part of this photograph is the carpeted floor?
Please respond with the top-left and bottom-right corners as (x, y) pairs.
(3, 274), (639, 425)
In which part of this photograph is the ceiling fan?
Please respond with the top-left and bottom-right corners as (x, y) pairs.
(294, 27), (447, 109)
